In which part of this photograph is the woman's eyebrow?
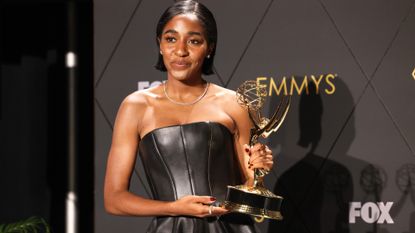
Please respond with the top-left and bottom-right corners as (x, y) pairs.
(188, 31), (202, 36)
(164, 29), (178, 34)
(163, 29), (202, 36)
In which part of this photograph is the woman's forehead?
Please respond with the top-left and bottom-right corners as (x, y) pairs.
(163, 14), (206, 34)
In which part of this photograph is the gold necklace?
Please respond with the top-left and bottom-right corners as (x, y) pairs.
(163, 81), (209, 106)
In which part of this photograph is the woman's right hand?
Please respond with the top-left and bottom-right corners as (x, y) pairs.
(169, 195), (229, 218)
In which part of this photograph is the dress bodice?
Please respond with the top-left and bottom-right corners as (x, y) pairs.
(139, 121), (242, 201)
(138, 121), (258, 233)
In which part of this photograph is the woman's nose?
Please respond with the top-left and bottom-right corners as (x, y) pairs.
(174, 41), (189, 57)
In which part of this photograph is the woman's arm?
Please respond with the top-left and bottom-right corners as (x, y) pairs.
(104, 94), (169, 216)
(104, 93), (226, 217)
(228, 93), (274, 186)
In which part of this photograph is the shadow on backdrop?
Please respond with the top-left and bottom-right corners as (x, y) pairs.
(392, 163), (415, 233)
(267, 78), (374, 233)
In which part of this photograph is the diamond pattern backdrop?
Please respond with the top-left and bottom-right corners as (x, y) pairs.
(94, 0), (415, 232)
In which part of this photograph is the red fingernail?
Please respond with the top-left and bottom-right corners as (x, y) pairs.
(249, 152), (251, 156)
(210, 197), (216, 201)
(245, 148), (250, 152)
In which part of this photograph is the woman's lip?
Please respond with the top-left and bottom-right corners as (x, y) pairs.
(172, 61), (190, 65)
(171, 61), (191, 69)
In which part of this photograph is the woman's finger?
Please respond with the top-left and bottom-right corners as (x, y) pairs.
(198, 204), (228, 217)
(250, 143), (264, 152)
(207, 205), (213, 215)
(250, 143), (270, 154)
(249, 151), (273, 164)
(192, 195), (216, 205)
(211, 206), (229, 216)
(243, 144), (251, 154)
(249, 159), (274, 170)
(250, 157), (273, 166)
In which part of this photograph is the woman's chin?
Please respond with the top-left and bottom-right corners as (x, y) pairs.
(169, 70), (192, 81)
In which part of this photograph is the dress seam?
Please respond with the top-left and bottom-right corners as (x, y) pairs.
(151, 133), (178, 200)
(173, 217), (178, 233)
(207, 123), (214, 196)
(139, 148), (158, 200)
(218, 219), (230, 233)
(180, 126), (195, 195)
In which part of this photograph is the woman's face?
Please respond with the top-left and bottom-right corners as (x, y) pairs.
(159, 13), (211, 81)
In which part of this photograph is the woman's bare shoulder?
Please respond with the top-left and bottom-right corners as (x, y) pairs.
(210, 83), (237, 101)
(210, 83), (245, 110)
(115, 85), (163, 128)
(121, 84), (163, 109)
(210, 83), (249, 124)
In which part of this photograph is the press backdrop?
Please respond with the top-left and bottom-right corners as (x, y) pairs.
(94, 0), (415, 232)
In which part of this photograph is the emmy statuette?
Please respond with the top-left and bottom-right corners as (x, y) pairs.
(222, 80), (290, 222)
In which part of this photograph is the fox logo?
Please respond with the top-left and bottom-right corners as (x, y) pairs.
(349, 202), (394, 224)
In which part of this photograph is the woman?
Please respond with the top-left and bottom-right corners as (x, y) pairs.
(104, 1), (274, 232)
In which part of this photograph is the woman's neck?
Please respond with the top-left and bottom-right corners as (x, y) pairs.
(164, 77), (207, 97)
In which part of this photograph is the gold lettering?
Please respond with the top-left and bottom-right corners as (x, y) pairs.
(325, 74), (336, 94)
(269, 77), (288, 96)
(256, 77), (268, 90)
(290, 76), (309, 95)
(311, 75), (324, 94)
(256, 73), (336, 96)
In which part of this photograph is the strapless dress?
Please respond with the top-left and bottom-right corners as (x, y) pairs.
(138, 121), (258, 233)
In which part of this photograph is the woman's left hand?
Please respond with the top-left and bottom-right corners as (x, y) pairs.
(244, 143), (274, 180)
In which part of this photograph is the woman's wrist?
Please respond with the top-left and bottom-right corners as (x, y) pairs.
(165, 200), (179, 216)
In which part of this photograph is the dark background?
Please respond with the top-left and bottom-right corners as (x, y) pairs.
(1, 0), (93, 232)
(94, 0), (415, 233)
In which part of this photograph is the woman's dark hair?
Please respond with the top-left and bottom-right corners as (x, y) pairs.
(155, 0), (217, 75)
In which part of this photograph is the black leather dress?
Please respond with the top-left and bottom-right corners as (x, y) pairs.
(139, 121), (258, 233)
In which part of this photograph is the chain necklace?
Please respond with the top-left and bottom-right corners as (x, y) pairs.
(163, 81), (209, 106)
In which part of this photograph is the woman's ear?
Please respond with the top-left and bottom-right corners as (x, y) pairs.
(208, 43), (215, 56)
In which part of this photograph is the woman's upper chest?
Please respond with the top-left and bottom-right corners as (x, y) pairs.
(140, 99), (236, 139)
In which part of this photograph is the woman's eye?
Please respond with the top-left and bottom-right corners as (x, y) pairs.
(165, 37), (176, 43)
(189, 39), (202, 45)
